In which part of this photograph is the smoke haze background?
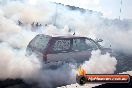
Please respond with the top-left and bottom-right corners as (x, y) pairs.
(0, 0), (131, 88)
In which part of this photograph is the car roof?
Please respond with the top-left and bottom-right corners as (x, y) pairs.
(36, 34), (92, 39)
(51, 34), (89, 39)
(53, 36), (86, 38)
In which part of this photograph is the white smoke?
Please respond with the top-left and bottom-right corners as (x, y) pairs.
(0, 13), (36, 48)
(28, 64), (76, 88)
(97, 26), (132, 55)
(48, 0), (100, 10)
(2, 0), (54, 26)
(0, 43), (42, 80)
(0, 2), (75, 88)
(0, 7), (42, 80)
(82, 50), (117, 74)
(0, 0), (131, 88)
(44, 25), (72, 36)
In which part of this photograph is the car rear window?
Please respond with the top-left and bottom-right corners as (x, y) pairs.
(29, 34), (51, 51)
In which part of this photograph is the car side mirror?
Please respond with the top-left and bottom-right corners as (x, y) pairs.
(95, 39), (103, 42)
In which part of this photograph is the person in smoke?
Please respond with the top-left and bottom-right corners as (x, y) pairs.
(31, 22), (35, 31)
(31, 22), (35, 27)
(45, 24), (48, 27)
(18, 20), (23, 26)
(31, 22), (43, 32)
(36, 22), (39, 27)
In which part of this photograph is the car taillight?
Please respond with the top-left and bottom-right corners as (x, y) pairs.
(43, 53), (47, 62)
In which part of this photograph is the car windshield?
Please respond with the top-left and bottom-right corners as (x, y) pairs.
(29, 34), (51, 51)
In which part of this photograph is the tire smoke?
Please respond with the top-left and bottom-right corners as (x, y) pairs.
(0, 0), (131, 88)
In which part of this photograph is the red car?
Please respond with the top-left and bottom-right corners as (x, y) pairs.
(26, 34), (112, 67)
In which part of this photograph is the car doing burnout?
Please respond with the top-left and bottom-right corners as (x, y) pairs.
(26, 34), (112, 66)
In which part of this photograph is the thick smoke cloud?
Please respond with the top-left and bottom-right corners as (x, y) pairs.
(0, 0), (131, 88)
(1, 0), (54, 27)
(0, 6), (41, 80)
(82, 50), (117, 74)
(0, 9), (37, 48)
(0, 43), (41, 80)
(28, 64), (76, 88)
(0, 1), (76, 88)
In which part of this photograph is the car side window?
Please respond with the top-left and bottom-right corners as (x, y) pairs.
(72, 38), (98, 51)
(85, 39), (98, 50)
(72, 38), (87, 51)
(53, 39), (71, 52)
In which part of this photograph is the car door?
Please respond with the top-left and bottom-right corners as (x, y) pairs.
(70, 38), (99, 63)
(46, 38), (72, 64)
